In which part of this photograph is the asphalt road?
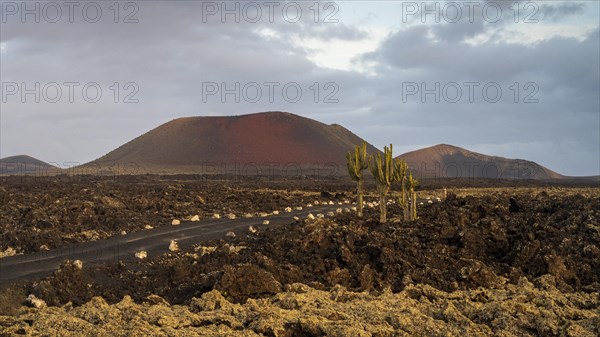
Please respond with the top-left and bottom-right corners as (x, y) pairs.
(0, 204), (340, 285)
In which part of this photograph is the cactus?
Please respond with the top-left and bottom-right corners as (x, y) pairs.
(407, 171), (418, 220)
(346, 142), (369, 217)
(393, 158), (409, 221)
(369, 144), (394, 223)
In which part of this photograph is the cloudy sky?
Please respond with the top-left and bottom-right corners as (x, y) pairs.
(1, 0), (598, 176)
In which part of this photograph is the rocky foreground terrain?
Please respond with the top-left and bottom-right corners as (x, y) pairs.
(1, 277), (598, 336)
(0, 183), (598, 336)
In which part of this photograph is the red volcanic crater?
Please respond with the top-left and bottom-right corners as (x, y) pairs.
(85, 111), (378, 173)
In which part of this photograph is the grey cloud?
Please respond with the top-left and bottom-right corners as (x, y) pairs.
(538, 2), (586, 21)
(400, 1), (589, 43)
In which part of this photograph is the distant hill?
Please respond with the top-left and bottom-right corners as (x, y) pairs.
(0, 155), (58, 175)
(398, 144), (565, 180)
(84, 111), (379, 175)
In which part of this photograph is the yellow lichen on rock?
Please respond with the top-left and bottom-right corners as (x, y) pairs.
(1, 276), (598, 336)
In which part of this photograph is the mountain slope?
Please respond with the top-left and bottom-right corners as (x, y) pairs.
(0, 155), (57, 175)
(85, 111), (378, 174)
(398, 144), (564, 180)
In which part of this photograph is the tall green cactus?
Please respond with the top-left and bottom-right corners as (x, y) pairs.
(369, 144), (394, 223)
(407, 171), (418, 220)
(393, 158), (409, 221)
(346, 142), (369, 217)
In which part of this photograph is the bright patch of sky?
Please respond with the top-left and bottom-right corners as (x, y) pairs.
(292, 1), (599, 70)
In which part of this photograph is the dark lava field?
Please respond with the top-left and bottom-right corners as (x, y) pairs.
(0, 176), (598, 336)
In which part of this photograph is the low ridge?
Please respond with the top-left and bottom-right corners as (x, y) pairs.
(398, 144), (564, 180)
(0, 155), (58, 175)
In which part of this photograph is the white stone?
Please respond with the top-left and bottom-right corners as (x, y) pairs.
(317, 213), (325, 218)
(336, 208), (343, 214)
(226, 231), (236, 238)
(27, 294), (47, 309)
(306, 204), (313, 207)
(243, 213), (253, 218)
(259, 212), (269, 217)
(190, 215), (200, 222)
(428, 200), (433, 204)
(314, 201), (320, 205)
(328, 201), (334, 205)
(295, 206), (303, 211)
(307, 213), (315, 220)
(272, 210), (280, 215)
(121, 230), (127, 235)
(262, 220), (270, 225)
(212, 214), (221, 219)
(135, 251), (147, 259)
(227, 213), (236, 219)
(73, 259), (83, 270)
(248, 226), (258, 234)
(293, 216), (300, 221)
(284, 207), (292, 213)
(169, 240), (179, 252)
(144, 224), (154, 230)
